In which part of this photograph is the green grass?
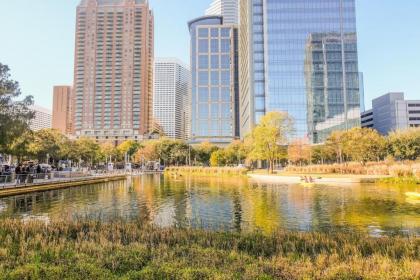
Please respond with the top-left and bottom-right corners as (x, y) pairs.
(0, 219), (418, 279)
(379, 176), (420, 185)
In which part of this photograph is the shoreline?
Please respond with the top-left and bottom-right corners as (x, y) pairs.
(248, 173), (391, 184)
(0, 175), (127, 198)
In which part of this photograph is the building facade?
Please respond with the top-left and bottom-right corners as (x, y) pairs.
(361, 92), (420, 135)
(188, 16), (239, 144)
(205, 0), (239, 24)
(239, 0), (361, 143)
(153, 58), (190, 140)
(29, 105), (52, 131)
(73, 0), (154, 142)
(52, 86), (73, 135)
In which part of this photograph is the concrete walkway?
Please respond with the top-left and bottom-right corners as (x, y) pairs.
(0, 175), (127, 198)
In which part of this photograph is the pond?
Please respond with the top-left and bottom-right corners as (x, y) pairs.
(0, 175), (419, 236)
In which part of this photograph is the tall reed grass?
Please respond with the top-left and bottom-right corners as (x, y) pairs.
(285, 161), (420, 179)
(0, 219), (418, 279)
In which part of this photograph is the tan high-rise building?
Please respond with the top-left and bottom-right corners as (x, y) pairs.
(52, 86), (73, 135)
(73, 0), (154, 142)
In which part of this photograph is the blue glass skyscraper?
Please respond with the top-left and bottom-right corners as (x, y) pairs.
(188, 16), (239, 144)
(239, 0), (361, 143)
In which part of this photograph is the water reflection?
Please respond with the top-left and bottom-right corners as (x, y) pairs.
(0, 175), (419, 235)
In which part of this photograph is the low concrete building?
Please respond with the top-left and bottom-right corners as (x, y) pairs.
(361, 92), (420, 135)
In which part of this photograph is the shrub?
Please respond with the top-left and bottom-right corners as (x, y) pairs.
(389, 165), (414, 177)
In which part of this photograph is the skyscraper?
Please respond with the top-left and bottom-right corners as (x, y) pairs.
(153, 58), (190, 140)
(52, 86), (73, 135)
(205, 0), (239, 24)
(73, 0), (154, 142)
(239, 0), (361, 143)
(188, 16), (239, 144)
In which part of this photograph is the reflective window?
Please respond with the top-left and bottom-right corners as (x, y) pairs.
(221, 39), (230, 52)
(198, 87), (209, 102)
(198, 39), (208, 53)
(221, 71), (230, 86)
(220, 55), (230, 69)
(198, 72), (208, 86)
(198, 28), (208, 37)
(211, 55), (219, 69)
(211, 71), (219, 86)
(211, 28), (219, 37)
(199, 104), (209, 118)
(211, 39), (219, 52)
(211, 88), (219, 100)
(221, 28), (230, 37)
(198, 55), (208, 69)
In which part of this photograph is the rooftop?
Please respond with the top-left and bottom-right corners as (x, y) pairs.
(79, 0), (146, 6)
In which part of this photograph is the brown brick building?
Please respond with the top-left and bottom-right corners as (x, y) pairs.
(73, 0), (154, 142)
(52, 86), (73, 135)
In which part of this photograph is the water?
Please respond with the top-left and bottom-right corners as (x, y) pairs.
(0, 175), (419, 235)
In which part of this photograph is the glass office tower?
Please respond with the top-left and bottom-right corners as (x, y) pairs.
(239, 0), (361, 143)
(188, 16), (239, 144)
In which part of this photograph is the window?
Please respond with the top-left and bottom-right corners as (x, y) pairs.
(211, 104), (219, 118)
(211, 71), (219, 86)
(255, 97), (265, 110)
(199, 104), (209, 119)
(198, 28), (208, 37)
(221, 71), (230, 85)
(198, 87), (209, 102)
(221, 39), (230, 52)
(211, 87), (219, 100)
(211, 28), (219, 37)
(221, 28), (230, 37)
(211, 39), (219, 52)
(211, 55), (219, 69)
(198, 55), (208, 69)
(198, 39), (208, 53)
(221, 87), (230, 102)
(198, 72), (208, 86)
(220, 55), (230, 68)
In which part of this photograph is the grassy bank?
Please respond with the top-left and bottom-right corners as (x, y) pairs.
(285, 162), (420, 179)
(0, 220), (418, 279)
(165, 166), (248, 177)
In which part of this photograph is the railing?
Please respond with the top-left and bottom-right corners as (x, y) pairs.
(0, 169), (164, 190)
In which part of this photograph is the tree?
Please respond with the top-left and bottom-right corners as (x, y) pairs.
(249, 112), (293, 173)
(99, 142), (119, 163)
(117, 140), (141, 161)
(388, 128), (420, 161)
(8, 131), (34, 163)
(28, 129), (68, 164)
(210, 150), (226, 167)
(193, 142), (219, 166)
(311, 144), (335, 165)
(344, 128), (386, 163)
(134, 140), (160, 163)
(325, 130), (348, 164)
(73, 137), (101, 166)
(0, 63), (34, 153)
(288, 138), (312, 165)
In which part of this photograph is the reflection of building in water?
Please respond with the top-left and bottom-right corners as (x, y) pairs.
(305, 33), (361, 143)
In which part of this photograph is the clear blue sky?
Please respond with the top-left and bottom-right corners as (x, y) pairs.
(0, 0), (419, 110)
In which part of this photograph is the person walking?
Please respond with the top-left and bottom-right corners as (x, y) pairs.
(15, 164), (22, 184)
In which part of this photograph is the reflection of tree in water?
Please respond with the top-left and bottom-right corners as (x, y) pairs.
(232, 190), (242, 232)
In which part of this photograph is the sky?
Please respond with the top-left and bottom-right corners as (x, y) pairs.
(0, 0), (419, 110)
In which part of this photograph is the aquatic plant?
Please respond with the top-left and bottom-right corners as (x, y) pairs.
(0, 219), (418, 279)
